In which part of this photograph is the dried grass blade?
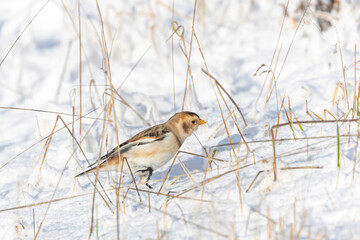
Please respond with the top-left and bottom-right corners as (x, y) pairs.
(201, 68), (247, 127)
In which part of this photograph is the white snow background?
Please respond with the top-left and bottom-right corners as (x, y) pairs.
(1, 0), (360, 239)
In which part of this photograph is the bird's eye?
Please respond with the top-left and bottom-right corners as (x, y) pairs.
(192, 120), (196, 124)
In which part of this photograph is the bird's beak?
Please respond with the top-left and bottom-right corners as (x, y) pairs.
(199, 119), (206, 125)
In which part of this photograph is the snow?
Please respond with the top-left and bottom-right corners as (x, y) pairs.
(1, 0), (360, 239)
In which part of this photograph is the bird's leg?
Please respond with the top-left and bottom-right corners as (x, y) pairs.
(136, 167), (153, 188)
(145, 167), (153, 189)
(146, 167), (153, 181)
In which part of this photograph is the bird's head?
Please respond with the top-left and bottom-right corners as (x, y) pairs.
(166, 111), (205, 143)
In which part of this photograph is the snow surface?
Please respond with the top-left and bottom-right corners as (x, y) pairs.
(1, 0), (360, 239)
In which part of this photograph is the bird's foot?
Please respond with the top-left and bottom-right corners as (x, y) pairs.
(145, 183), (153, 189)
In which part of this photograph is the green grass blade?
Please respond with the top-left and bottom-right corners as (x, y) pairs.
(289, 124), (297, 140)
(297, 122), (304, 131)
(212, 149), (217, 158)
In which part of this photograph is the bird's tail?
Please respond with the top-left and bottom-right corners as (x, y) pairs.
(75, 168), (95, 177)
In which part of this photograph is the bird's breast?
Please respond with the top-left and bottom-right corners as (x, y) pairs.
(125, 133), (181, 170)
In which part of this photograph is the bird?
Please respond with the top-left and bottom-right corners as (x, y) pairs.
(76, 111), (205, 188)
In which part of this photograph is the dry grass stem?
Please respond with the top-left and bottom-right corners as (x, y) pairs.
(246, 171), (264, 192)
(267, 0), (311, 101)
(124, 157), (142, 202)
(271, 118), (360, 181)
(335, 28), (349, 108)
(0, 0), (50, 66)
(60, 0), (95, 79)
(32, 208), (36, 239)
(201, 68), (247, 127)
(78, 3), (83, 148)
(177, 158), (195, 182)
(158, 152), (179, 193)
(194, 32), (237, 158)
(280, 166), (323, 170)
(257, 0), (289, 104)
(0, 106), (105, 121)
(56, 115), (113, 208)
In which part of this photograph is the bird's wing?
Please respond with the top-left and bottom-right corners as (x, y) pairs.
(87, 124), (171, 167)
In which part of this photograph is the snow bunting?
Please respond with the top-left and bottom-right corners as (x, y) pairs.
(76, 111), (205, 188)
